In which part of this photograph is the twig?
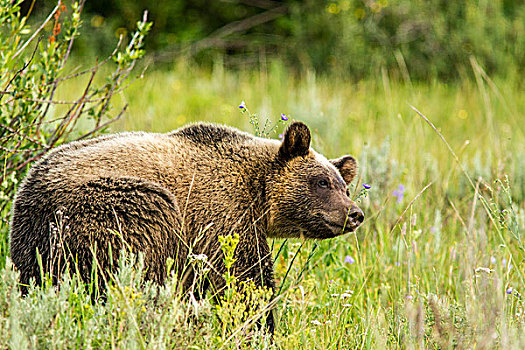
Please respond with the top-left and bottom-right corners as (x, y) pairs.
(47, 66), (97, 146)
(0, 123), (47, 148)
(12, 2), (60, 59)
(13, 149), (48, 172)
(41, 0), (86, 120)
(0, 35), (124, 99)
(0, 36), (42, 105)
(76, 105), (128, 141)
(0, 146), (42, 154)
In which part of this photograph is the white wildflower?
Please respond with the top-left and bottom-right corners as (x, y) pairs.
(340, 292), (353, 299)
(475, 267), (494, 274)
(189, 254), (208, 262)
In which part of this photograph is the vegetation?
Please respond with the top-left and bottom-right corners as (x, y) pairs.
(112, 61), (525, 348)
(0, 0), (150, 261)
(31, 0), (525, 81)
(2, 0), (525, 348)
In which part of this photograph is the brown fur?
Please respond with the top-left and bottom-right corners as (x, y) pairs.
(10, 121), (363, 332)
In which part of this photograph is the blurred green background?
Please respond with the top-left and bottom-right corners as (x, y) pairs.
(26, 0), (525, 82)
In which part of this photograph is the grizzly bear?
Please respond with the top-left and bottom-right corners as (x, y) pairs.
(10, 121), (364, 332)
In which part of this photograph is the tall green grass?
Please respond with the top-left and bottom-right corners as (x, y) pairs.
(3, 60), (525, 348)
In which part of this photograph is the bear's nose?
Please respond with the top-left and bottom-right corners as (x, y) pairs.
(348, 206), (364, 226)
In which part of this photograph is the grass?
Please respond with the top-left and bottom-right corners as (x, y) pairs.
(3, 59), (525, 348)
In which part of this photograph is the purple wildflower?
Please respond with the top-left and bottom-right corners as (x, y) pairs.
(406, 295), (413, 300)
(239, 101), (246, 109)
(490, 256), (497, 264)
(281, 113), (288, 121)
(393, 184), (405, 203)
(363, 183), (371, 189)
(344, 255), (355, 265)
(507, 287), (513, 294)
(278, 134), (283, 140)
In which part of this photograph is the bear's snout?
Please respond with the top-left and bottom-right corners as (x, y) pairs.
(322, 202), (364, 236)
(347, 205), (364, 229)
(322, 192), (365, 234)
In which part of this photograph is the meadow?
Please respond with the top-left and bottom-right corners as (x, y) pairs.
(120, 63), (525, 348)
(1, 56), (523, 348)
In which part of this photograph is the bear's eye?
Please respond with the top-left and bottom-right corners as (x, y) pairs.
(318, 179), (329, 189)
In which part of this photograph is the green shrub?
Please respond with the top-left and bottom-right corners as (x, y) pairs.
(0, 0), (151, 263)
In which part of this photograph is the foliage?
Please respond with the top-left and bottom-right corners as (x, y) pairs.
(288, 0), (525, 80)
(28, 0), (525, 81)
(0, 0), (150, 262)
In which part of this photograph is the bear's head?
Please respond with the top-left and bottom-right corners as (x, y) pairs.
(268, 121), (364, 239)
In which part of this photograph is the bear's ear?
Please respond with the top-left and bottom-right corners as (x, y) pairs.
(278, 121), (311, 161)
(330, 155), (357, 184)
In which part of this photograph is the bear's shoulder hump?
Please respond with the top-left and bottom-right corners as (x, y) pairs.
(171, 123), (253, 145)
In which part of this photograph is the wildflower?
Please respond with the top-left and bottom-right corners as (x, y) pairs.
(406, 295), (413, 300)
(475, 267), (494, 274)
(344, 255), (355, 265)
(395, 261), (400, 266)
(329, 280), (334, 284)
(362, 183), (371, 189)
(340, 292), (353, 299)
(238, 101), (246, 109)
(490, 256), (497, 264)
(278, 133), (283, 140)
(507, 287), (513, 294)
(189, 253), (208, 263)
(393, 184), (405, 203)
(311, 320), (322, 326)
(280, 113), (288, 121)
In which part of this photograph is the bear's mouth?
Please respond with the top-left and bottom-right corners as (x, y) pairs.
(323, 219), (357, 234)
